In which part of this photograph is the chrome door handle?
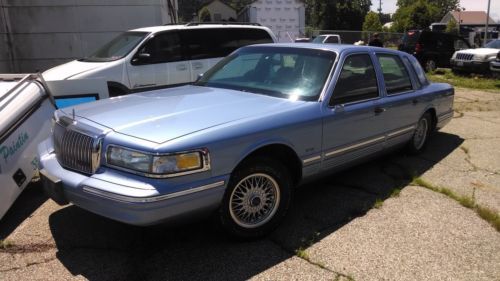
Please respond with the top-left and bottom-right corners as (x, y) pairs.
(374, 107), (386, 115)
(176, 64), (187, 71)
(193, 63), (203, 70)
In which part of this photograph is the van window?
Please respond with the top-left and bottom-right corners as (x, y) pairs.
(182, 28), (273, 60)
(137, 31), (183, 64)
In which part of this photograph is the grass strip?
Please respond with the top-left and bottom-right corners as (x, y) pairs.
(412, 177), (500, 232)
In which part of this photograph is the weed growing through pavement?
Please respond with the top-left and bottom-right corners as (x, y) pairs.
(373, 199), (384, 209)
(412, 177), (500, 232)
(0, 239), (14, 250)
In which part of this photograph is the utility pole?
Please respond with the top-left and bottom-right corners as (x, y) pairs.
(377, 0), (382, 14)
(484, 0), (491, 46)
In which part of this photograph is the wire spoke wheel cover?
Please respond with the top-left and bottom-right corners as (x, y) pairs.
(229, 173), (281, 228)
(413, 117), (428, 150)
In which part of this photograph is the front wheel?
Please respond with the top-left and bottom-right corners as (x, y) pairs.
(407, 112), (432, 154)
(220, 157), (292, 239)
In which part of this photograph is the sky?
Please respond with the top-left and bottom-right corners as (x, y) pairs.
(370, 0), (500, 22)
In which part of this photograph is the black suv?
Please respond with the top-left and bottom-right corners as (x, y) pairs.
(399, 30), (470, 72)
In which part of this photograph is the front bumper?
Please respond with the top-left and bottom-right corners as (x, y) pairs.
(38, 138), (228, 226)
(450, 59), (491, 73)
(490, 60), (500, 73)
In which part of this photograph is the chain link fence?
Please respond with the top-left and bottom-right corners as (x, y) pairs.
(311, 30), (405, 48)
(274, 29), (405, 48)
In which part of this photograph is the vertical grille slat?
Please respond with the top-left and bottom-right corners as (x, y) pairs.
(456, 53), (474, 61)
(53, 123), (99, 174)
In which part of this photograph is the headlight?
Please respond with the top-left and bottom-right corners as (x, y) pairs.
(473, 54), (486, 61)
(106, 146), (209, 177)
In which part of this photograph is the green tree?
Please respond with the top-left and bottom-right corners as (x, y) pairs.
(397, 0), (459, 19)
(445, 18), (459, 34)
(305, 0), (371, 30)
(392, 0), (439, 32)
(363, 11), (382, 31)
(199, 6), (211, 22)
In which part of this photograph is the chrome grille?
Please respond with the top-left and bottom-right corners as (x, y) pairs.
(53, 122), (100, 174)
(456, 53), (474, 61)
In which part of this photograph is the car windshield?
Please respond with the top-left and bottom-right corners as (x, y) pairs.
(80, 31), (149, 62)
(485, 40), (500, 49)
(195, 46), (336, 101)
(312, 36), (326, 43)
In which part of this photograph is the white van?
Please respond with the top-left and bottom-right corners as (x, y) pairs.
(43, 23), (277, 96)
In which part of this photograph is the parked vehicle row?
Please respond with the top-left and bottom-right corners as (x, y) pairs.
(38, 44), (454, 239)
(450, 39), (500, 74)
(398, 30), (470, 72)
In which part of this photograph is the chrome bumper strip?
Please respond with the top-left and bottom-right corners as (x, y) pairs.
(302, 155), (321, 164)
(83, 180), (225, 203)
(325, 136), (385, 158)
(387, 125), (415, 138)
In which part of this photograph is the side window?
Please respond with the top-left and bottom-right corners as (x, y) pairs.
(330, 54), (378, 105)
(154, 32), (183, 63)
(376, 54), (413, 95)
(136, 32), (182, 64)
(325, 36), (339, 43)
(182, 29), (218, 60)
(183, 28), (273, 61)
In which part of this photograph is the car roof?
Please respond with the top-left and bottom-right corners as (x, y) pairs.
(130, 24), (270, 33)
(248, 43), (409, 56)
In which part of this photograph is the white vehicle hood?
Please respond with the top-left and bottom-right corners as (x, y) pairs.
(42, 60), (107, 80)
(456, 48), (499, 55)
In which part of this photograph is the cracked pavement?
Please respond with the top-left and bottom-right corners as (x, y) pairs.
(1, 88), (499, 280)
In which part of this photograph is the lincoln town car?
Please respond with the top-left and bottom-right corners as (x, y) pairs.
(38, 44), (454, 238)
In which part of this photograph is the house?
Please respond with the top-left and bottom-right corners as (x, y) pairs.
(440, 11), (497, 26)
(238, 0), (305, 42)
(198, 0), (237, 22)
(438, 11), (499, 42)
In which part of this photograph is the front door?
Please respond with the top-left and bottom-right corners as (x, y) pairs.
(321, 53), (387, 171)
(127, 31), (190, 90)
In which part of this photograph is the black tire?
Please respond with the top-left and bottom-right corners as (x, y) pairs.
(220, 157), (292, 239)
(407, 112), (432, 154)
(424, 59), (437, 72)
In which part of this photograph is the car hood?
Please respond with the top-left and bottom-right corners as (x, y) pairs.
(42, 60), (106, 80)
(456, 48), (499, 55)
(62, 85), (306, 144)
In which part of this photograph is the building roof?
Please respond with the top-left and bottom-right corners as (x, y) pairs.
(198, 0), (236, 13)
(442, 11), (496, 25)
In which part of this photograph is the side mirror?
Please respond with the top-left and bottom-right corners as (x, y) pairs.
(131, 53), (151, 64)
(195, 73), (204, 82)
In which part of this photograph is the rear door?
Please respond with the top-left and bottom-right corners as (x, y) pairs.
(374, 53), (425, 147)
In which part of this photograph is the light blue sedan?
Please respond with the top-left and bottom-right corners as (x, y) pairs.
(38, 44), (454, 238)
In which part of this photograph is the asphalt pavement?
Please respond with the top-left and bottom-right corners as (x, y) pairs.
(0, 88), (499, 281)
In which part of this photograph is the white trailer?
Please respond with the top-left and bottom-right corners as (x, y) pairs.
(0, 74), (109, 220)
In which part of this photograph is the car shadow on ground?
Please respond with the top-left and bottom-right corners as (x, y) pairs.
(0, 181), (48, 240)
(47, 132), (463, 281)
